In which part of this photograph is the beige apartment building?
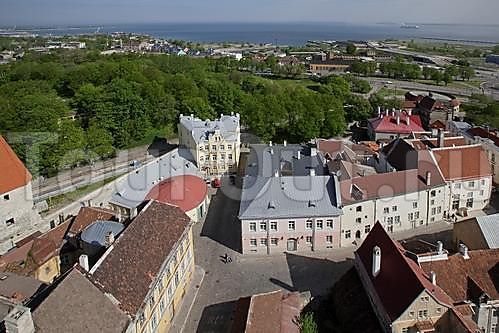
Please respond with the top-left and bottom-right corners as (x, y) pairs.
(178, 113), (241, 178)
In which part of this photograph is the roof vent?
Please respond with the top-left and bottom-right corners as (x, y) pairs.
(308, 200), (316, 207)
(268, 201), (276, 209)
(0, 275), (7, 281)
(459, 243), (470, 259)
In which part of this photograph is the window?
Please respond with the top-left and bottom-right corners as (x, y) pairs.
(270, 221), (277, 231)
(345, 230), (351, 239)
(437, 206), (442, 214)
(365, 225), (371, 233)
(228, 154), (233, 160)
(421, 296), (429, 302)
(481, 179), (486, 185)
(5, 218), (14, 226)
(480, 190), (484, 196)
(431, 199), (435, 205)
(212, 145), (217, 150)
(455, 183), (461, 189)
(387, 217), (393, 224)
(383, 207), (389, 214)
(227, 144), (232, 150)
(260, 238), (267, 246)
(326, 220), (333, 229)
(355, 217), (362, 224)
(452, 200), (459, 210)
(431, 207), (436, 215)
(412, 202), (418, 209)
(402, 328), (409, 333)
(259, 222), (267, 231)
(204, 145), (209, 150)
(151, 313), (158, 331)
(3, 194), (9, 201)
(436, 307), (442, 314)
(212, 155), (217, 161)
(306, 220), (313, 230)
(306, 236), (312, 244)
(394, 216), (400, 224)
(408, 212), (414, 221)
(356, 206), (362, 212)
(250, 239), (257, 247)
(392, 206), (397, 212)
(249, 222), (256, 232)
(431, 190), (436, 197)
(159, 298), (165, 314)
(326, 235), (333, 244)
(491, 323), (496, 333)
(220, 145), (225, 150)
(220, 154), (225, 160)
(467, 192), (473, 198)
(316, 220), (323, 230)
(270, 238), (278, 246)
(288, 221), (295, 231)
(469, 181), (475, 188)
(409, 311), (415, 317)
(466, 198), (473, 208)
(415, 211), (420, 219)
(418, 309), (428, 318)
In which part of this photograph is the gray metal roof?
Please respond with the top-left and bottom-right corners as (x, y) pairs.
(245, 144), (327, 178)
(179, 114), (240, 144)
(81, 221), (125, 247)
(110, 148), (199, 209)
(239, 175), (342, 220)
(475, 214), (499, 249)
(452, 121), (472, 131)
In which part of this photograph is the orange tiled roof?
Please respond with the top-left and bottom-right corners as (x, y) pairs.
(432, 145), (492, 181)
(0, 135), (31, 194)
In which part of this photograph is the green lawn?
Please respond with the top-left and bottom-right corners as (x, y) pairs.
(44, 175), (121, 213)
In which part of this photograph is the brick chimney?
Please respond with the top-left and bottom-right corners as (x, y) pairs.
(426, 171), (431, 186)
(437, 129), (445, 147)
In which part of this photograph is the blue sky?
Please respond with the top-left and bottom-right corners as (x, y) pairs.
(1, 0), (499, 26)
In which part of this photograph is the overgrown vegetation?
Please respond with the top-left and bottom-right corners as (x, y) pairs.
(300, 312), (318, 333)
(463, 94), (499, 128)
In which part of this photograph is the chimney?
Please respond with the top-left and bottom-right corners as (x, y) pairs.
(407, 109), (412, 116)
(190, 113), (194, 118)
(437, 129), (445, 148)
(372, 246), (381, 277)
(270, 148), (274, 155)
(459, 244), (470, 259)
(79, 254), (90, 271)
(430, 271), (437, 285)
(297, 151), (301, 160)
(105, 231), (115, 247)
(385, 109), (389, 116)
(274, 169), (279, 177)
(283, 140), (287, 147)
(437, 240), (443, 254)
(269, 141), (273, 147)
(396, 115), (400, 125)
(407, 116), (410, 126)
(377, 106), (381, 117)
(311, 147), (317, 157)
(426, 171), (431, 186)
(310, 168), (316, 177)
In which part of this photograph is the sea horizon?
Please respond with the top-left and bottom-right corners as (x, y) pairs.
(2, 21), (499, 46)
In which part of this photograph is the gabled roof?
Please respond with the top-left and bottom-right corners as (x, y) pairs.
(0, 135), (32, 194)
(239, 175), (342, 220)
(408, 136), (467, 150)
(420, 249), (499, 302)
(179, 114), (239, 143)
(431, 145), (491, 181)
(369, 112), (424, 134)
(33, 269), (129, 333)
(90, 201), (191, 316)
(232, 290), (301, 333)
(69, 207), (117, 235)
(467, 127), (499, 148)
(355, 223), (452, 321)
(430, 120), (446, 129)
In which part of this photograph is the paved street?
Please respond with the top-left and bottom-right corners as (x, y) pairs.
(179, 178), (464, 333)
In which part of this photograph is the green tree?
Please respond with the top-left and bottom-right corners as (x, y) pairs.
(346, 43), (357, 55)
(300, 313), (318, 333)
(86, 124), (115, 160)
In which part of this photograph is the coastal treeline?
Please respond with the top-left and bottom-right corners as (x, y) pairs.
(0, 52), (360, 176)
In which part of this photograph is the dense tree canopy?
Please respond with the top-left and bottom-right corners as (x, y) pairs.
(0, 53), (360, 176)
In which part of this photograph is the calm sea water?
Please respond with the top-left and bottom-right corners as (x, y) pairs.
(8, 22), (499, 45)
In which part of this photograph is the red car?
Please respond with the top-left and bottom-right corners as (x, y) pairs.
(212, 178), (221, 188)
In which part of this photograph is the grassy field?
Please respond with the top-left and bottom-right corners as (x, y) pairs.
(44, 175), (121, 212)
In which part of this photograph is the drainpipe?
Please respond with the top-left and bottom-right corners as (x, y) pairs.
(267, 220), (270, 255)
(312, 218), (316, 252)
(426, 189), (430, 226)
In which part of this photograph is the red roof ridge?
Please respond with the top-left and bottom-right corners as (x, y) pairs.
(0, 135), (32, 193)
(430, 143), (483, 151)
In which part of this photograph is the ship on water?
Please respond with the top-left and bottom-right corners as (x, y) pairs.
(400, 23), (420, 29)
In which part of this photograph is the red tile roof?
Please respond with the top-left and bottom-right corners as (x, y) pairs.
(356, 223), (453, 321)
(408, 137), (467, 150)
(90, 201), (191, 316)
(0, 135), (32, 194)
(369, 112), (424, 135)
(232, 290), (301, 333)
(432, 145), (492, 181)
(69, 207), (117, 235)
(145, 175), (208, 213)
(430, 120), (446, 129)
(420, 249), (499, 302)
